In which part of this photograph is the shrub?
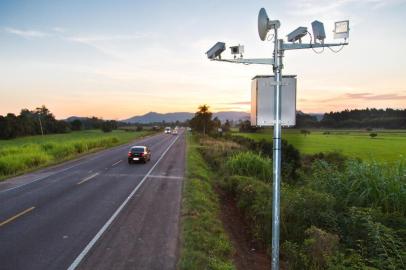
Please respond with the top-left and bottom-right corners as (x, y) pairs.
(281, 186), (337, 243)
(303, 226), (339, 269)
(370, 132), (378, 138)
(340, 207), (406, 269)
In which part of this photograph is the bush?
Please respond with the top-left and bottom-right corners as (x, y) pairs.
(281, 186), (337, 243)
(340, 207), (406, 269)
(370, 132), (378, 138)
(303, 226), (339, 269)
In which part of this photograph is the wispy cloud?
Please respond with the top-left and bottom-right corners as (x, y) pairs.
(52, 27), (66, 33)
(64, 33), (148, 59)
(287, 0), (406, 17)
(319, 91), (406, 102)
(66, 34), (146, 44)
(225, 101), (251, 105)
(4, 27), (49, 38)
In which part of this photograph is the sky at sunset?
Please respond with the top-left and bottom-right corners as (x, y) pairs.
(0, 0), (405, 120)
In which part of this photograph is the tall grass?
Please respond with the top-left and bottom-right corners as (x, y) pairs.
(311, 160), (406, 215)
(226, 152), (273, 182)
(0, 130), (150, 180)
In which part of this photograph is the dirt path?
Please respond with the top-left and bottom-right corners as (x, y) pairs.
(217, 187), (271, 270)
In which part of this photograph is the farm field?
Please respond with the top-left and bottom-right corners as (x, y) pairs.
(0, 130), (152, 180)
(236, 129), (406, 163)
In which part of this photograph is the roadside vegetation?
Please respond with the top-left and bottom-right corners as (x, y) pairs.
(179, 134), (235, 270)
(0, 129), (152, 180)
(183, 105), (405, 269)
(199, 134), (406, 269)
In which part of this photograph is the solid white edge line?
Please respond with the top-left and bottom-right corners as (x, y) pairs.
(67, 134), (180, 270)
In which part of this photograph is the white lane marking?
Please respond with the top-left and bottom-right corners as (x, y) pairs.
(147, 175), (183, 180)
(67, 135), (180, 270)
(77, 173), (100, 185)
(111, 160), (122, 167)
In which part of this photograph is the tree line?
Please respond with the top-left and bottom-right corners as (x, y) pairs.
(297, 108), (406, 129)
(0, 106), (118, 139)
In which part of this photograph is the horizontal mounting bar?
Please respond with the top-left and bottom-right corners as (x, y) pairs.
(282, 42), (349, 50)
(212, 58), (274, 65)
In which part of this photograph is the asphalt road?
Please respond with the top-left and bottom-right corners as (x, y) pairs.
(0, 131), (185, 270)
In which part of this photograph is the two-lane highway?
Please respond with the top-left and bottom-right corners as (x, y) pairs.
(0, 131), (185, 270)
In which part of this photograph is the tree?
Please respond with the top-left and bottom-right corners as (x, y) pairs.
(101, 121), (113, 132)
(71, 119), (83, 131)
(239, 120), (257, 133)
(222, 120), (231, 132)
(189, 104), (214, 135)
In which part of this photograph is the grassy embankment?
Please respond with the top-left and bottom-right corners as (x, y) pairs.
(179, 134), (235, 270)
(199, 134), (406, 269)
(0, 129), (153, 181)
(237, 129), (406, 163)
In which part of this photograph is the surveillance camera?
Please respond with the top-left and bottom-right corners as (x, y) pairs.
(230, 45), (244, 56)
(206, 42), (226, 59)
(311, 20), (326, 43)
(287, 27), (308, 43)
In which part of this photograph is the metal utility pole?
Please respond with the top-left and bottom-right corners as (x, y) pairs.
(272, 33), (283, 270)
(206, 7), (349, 269)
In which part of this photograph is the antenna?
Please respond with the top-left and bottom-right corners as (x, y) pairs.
(258, 8), (280, 41)
(258, 8), (270, 41)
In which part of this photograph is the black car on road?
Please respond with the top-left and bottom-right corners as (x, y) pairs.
(128, 146), (151, 164)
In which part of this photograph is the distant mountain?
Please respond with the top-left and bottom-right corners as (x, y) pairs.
(122, 111), (250, 124)
(297, 111), (324, 121)
(65, 116), (88, 122)
(123, 112), (193, 124)
(213, 111), (250, 122)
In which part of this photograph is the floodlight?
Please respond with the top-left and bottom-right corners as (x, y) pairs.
(287, 27), (308, 43)
(334, 20), (349, 39)
(311, 20), (326, 43)
(206, 42), (226, 59)
(230, 45), (244, 55)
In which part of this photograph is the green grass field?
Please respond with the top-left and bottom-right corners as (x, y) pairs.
(236, 129), (406, 163)
(0, 130), (152, 180)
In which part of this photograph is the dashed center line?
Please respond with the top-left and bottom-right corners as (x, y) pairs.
(77, 173), (100, 185)
(0, 206), (35, 227)
(111, 160), (122, 167)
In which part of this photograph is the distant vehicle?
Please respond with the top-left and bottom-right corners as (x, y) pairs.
(164, 127), (172, 134)
(128, 146), (151, 164)
(172, 128), (178, 135)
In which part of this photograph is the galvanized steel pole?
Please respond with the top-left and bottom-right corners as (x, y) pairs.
(271, 32), (284, 269)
